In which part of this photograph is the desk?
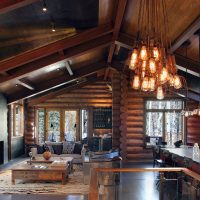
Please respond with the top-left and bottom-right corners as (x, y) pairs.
(163, 146), (200, 164)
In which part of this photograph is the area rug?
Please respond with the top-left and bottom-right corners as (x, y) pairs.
(0, 166), (89, 194)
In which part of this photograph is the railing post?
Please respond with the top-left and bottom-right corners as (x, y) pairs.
(89, 168), (98, 200)
(159, 172), (164, 200)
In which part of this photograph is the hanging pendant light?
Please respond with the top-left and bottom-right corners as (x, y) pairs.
(141, 77), (149, 91)
(156, 86), (164, 100)
(132, 75), (141, 90)
(127, 0), (186, 99)
(173, 75), (182, 89)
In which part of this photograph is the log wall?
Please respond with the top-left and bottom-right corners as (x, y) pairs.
(25, 82), (112, 144)
(112, 72), (121, 149)
(186, 101), (200, 145)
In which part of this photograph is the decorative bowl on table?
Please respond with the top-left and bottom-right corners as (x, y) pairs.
(43, 151), (52, 160)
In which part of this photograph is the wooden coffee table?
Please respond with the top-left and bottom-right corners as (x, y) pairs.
(12, 157), (73, 185)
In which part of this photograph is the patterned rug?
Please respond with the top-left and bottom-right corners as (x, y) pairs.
(0, 166), (89, 194)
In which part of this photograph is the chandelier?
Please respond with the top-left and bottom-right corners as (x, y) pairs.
(127, 0), (185, 99)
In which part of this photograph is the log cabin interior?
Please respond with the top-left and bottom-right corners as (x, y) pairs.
(0, 0), (200, 199)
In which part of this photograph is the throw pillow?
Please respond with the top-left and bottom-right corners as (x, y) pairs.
(73, 142), (83, 154)
(62, 141), (75, 154)
(36, 144), (45, 154)
(47, 145), (54, 154)
(52, 144), (63, 155)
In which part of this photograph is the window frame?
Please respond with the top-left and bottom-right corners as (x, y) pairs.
(144, 98), (185, 144)
(12, 103), (24, 137)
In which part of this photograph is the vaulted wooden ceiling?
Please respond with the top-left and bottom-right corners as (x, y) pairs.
(0, 0), (199, 104)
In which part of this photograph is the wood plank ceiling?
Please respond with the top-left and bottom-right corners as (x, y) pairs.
(0, 0), (199, 103)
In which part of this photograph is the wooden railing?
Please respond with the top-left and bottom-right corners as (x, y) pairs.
(89, 167), (200, 200)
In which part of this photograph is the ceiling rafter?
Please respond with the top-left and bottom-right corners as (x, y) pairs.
(65, 61), (73, 76)
(7, 60), (107, 104)
(0, 0), (39, 14)
(0, 34), (112, 85)
(0, 23), (113, 73)
(18, 79), (35, 90)
(28, 76), (104, 106)
(169, 15), (200, 53)
(107, 0), (127, 64)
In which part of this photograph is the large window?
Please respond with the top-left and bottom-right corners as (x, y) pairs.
(11, 104), (24, 137)
(145, 99), (184, 145)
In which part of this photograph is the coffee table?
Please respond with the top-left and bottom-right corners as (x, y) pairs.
(12, 157), (73, 185)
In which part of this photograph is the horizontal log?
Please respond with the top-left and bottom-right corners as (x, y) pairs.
(127, 110), (144, 115)
(126, 121), (144, 127)
(127, 113), (144, 117)
(127, 126), (144, 134)
(126, 133), (144, 139)
(126, 116), (144, 121)
(34, 103), (112, 107)
(46, 98), (112, 103)
(57, 93), (112, 98)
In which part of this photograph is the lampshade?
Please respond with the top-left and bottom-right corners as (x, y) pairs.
(159, 68), (168, 84)
(132, 75), (140, 90)
(141, 77), (149, 91)
(129, 49), (138, 70)
(140, 46), (148, 61)
(156, 86), (164, 100)
(149, 58), (156, 74)
(173, 75), (182, 89)
(149, 77), (156, 91)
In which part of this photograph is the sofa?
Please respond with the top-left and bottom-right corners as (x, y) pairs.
(31, 141), (85, 164)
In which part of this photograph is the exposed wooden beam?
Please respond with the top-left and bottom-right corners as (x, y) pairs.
(18, 79), (35, 90)
(116, 33), (200, 74)
(175, 54), (200, 74)
(104, 68), (110, 80)
(65, 61), (73, 76)
(0, 23), (113, 73)
(0, 34), (112, 85)
(169, 16), (200, 53)
(28, 76), (104, 106)
(107, 0), (127, 63)
(0, 0), (39, 14)
(7, 61), (107, 104)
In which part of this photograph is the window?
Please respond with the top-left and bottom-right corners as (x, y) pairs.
(81, 109), (89, 139)
(11, 104), (24, 136)
(37, 109), (45, 143)
(47, 110), (60, 142)
(145, 99), (184, 145)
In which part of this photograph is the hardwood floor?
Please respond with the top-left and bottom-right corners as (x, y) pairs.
(0, 194), (87, 200)
(0, 160), (178, 200)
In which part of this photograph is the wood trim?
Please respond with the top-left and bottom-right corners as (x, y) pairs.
(107, 0), (127, 63)
(0, 0), (39, 14)
(0, 23), (113, 73)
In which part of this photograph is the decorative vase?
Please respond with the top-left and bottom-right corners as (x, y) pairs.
(43, 151), (51, 160)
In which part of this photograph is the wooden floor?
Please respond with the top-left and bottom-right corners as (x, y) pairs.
(0, 159), (173, 200)
(0, 194), (87, 200)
